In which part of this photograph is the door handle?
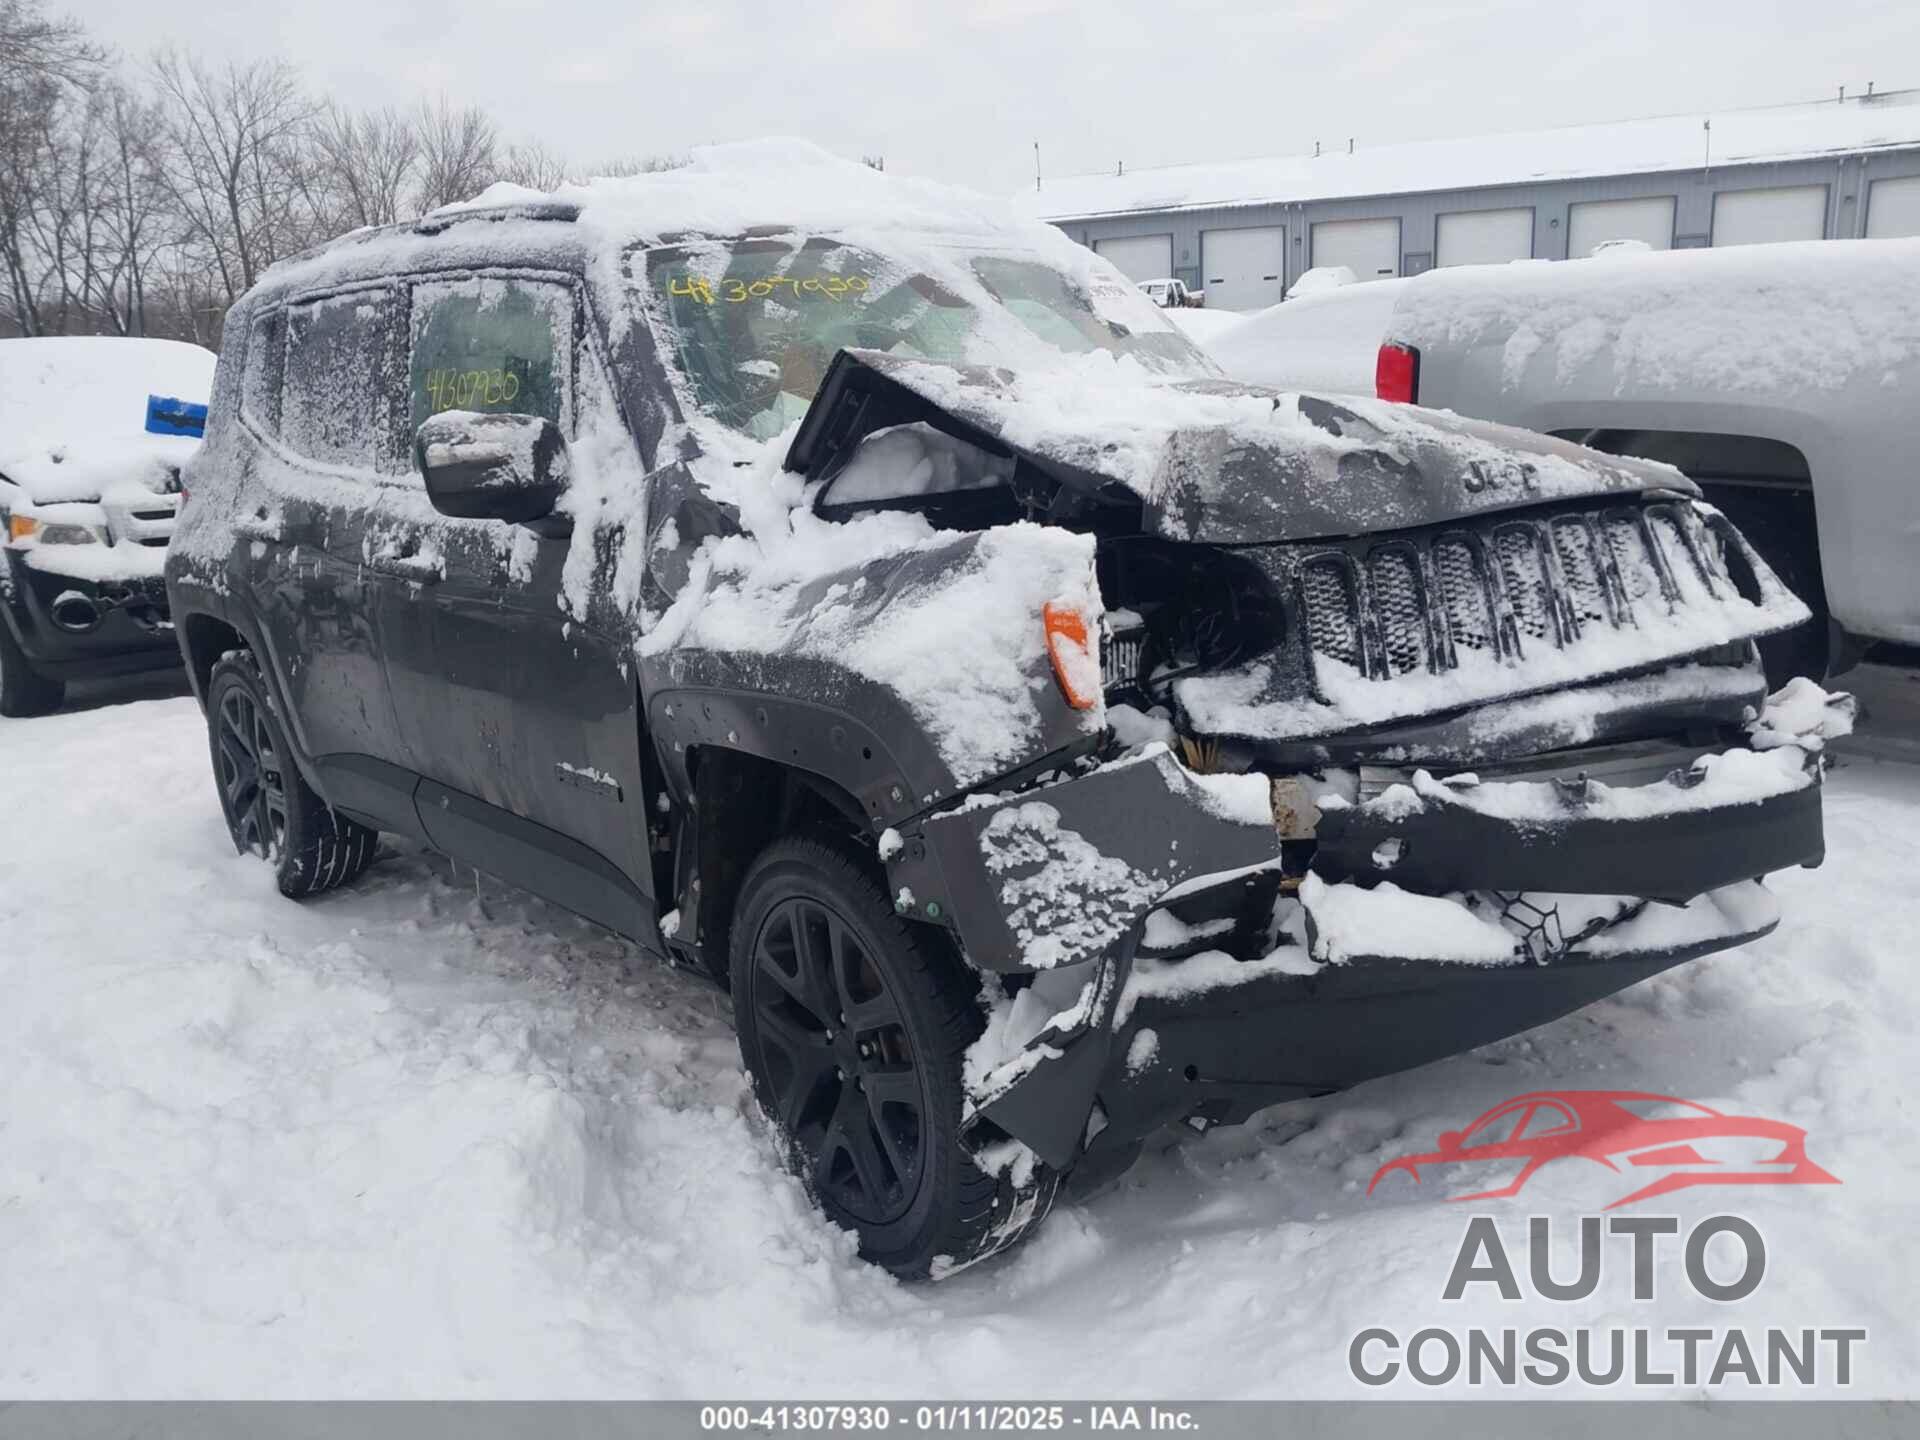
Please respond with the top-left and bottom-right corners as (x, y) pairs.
(232, 516), (282, 543)
(373, 553), (443, 585)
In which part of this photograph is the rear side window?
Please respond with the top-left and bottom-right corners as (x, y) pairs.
(408, 276), (574, 437)
(282, 288), (404, 470)
(241, 307), (285, 436)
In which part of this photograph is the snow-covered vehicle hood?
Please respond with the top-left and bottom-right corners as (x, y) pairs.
(786, 349), (1698, 544)
(0, 435), (196, 507)
(0, 337), (214, 505)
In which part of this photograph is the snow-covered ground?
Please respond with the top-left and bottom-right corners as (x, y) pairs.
(4, 692), (1917, 1397)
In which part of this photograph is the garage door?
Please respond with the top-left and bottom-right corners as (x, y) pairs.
(1867, 175), (1920, 238)
(1435, 208), (1534, 267)
(1093, 234), (1173, 284)
(1712, 185), (1827, 246)
(1200, 226), (1286, 311)
(1311, 218), (1401, 279)
(1567, 196), (1675, 257)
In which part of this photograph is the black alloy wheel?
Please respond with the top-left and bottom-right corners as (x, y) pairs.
(215, 682), (289, 861)
(728, 836), (1060, 1277)
(202, 650), (377, 898)
(748, 893), (929, 1227)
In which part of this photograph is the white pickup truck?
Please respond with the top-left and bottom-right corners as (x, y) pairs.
(1210, 239), (1920, 683)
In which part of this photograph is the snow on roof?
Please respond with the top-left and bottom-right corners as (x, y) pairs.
(446, 137), (1065, 250)
(1017, 90), (1920, 222)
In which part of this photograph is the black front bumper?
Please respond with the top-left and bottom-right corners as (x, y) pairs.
(1, 553), (178, 681)
(1312, 775), (1823, 904)
(909, 741), (1824, 1170)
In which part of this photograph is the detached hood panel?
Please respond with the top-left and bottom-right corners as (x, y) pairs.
(786, 349), (1697, 544)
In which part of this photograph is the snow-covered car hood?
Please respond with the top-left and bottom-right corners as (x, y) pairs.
(0, 435), (198, 507)
(786, 349), (1697, 544)
(0, 337), (214, 505)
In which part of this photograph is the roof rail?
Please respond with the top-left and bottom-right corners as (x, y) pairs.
(411, 200), (583, 236)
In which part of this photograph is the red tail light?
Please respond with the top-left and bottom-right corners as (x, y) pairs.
(1376, 342), (1419, 404)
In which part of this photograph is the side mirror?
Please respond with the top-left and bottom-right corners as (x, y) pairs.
(413, 411), (569, 526)
(1438, 1130), (1464, 1153)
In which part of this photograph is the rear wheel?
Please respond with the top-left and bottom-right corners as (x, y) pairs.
(730, 836), (1057, 1278)
(0, 619), (65, 717)
(205, 650), (377, 898)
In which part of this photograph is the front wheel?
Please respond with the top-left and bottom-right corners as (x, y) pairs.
(205, 650), (378, 898)
(730, 836), (1058, 1278)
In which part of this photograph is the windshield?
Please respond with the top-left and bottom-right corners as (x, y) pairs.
(636, 234), (1212, 438)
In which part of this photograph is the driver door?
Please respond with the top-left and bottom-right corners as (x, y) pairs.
(373, 271), (655, 936)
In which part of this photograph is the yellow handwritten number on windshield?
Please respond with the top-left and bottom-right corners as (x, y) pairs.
(669, 274), (869, 305)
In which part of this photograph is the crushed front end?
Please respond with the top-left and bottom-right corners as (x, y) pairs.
(788, 354), (1845, 1176)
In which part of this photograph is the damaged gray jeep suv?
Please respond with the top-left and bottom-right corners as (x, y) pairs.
(166, 145), (1842, 1278)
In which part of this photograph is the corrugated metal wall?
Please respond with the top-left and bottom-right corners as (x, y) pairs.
(1056, 151), (1920, 297)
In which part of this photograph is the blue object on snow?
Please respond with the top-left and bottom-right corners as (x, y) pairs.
(146, 394), (208, 438)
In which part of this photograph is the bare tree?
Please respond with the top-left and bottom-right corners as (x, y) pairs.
(0, 0), (103, 84)
(0, 0), (108, 333)
(148, 48), (318, 311)
(497, 138), (568, 192)
(580, 153), (688, 181)
(311, 100), (419, 229)
(0, 2), (700, 347)
(412, 95), (496, 211)
(93, 81), (169, 334)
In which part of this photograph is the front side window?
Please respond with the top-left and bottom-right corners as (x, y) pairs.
(282, 289), (404, 470)
(636, 235), (1209, 438)
(408, 276), (573, 439)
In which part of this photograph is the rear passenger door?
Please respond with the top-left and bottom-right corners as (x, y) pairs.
(373, 271), (655, 935)
(241, 285), (419, 832)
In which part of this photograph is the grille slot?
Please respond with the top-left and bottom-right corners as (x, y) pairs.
(1367, 547), (1427, 676)
(1301, 558), (1362, 671)
(1434, 535), (1495, 657)
(1649, 507), (1712, 602)
(1551, 517), (1609, 633)
(1494, 524), (1556, 649)
(1603, 512), (1663, 608)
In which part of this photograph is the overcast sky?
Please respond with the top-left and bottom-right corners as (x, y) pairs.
(80, 0), (1919, 196)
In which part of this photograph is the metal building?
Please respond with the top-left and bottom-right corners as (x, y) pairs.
(1018, 90), (1920, 311)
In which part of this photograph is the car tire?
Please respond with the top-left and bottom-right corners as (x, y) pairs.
(730, 836), (1059, 1279)
(0, 619), (65, 718)
(205, 650), (378, 898)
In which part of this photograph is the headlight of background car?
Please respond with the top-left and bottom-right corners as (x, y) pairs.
(6, 516), (103, 546)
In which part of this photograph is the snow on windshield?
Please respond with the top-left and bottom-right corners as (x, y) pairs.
(633, 234), (1207, 438)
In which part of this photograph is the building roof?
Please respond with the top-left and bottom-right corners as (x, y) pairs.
(1016, 90), (1920, 222)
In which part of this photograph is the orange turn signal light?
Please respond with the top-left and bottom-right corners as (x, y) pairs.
(1043, 600), (1100, 711)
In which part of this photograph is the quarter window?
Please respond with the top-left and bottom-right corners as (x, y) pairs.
(282, 288), (404, 470)
(408, 276), (573, 438)
(241, 307), (285, 436)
